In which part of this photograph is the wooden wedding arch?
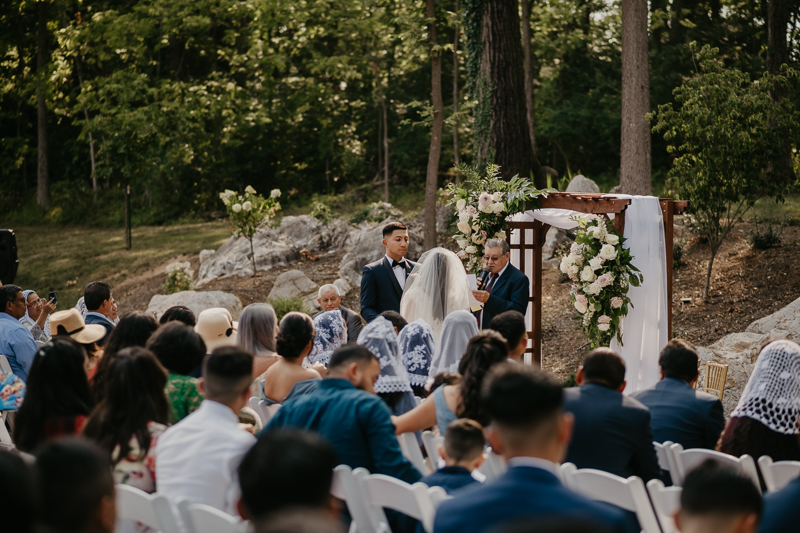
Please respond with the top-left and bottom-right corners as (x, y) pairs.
(508, 192), (688, 367)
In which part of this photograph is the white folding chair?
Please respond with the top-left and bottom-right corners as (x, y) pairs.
(757, 455), (800, 492)
(427, 485), (451, 509)
(248, 397), (265, 425)
(646, 478), (682, 533)
(354, 470), (439, 533)
(177, 498), (249, 533)
(332, 465), (376, 533)
(557, 462), (577, 485)
(397, 432), (430, 475)
(669, 443), (761, 492)
(421, 431), (444, 473)
(653, 441), (678, 477)
(115, 485), (182, 533)
(563, 468), (661, 533)
(0, 355), (14, 444)
(475, 449), (506, 483)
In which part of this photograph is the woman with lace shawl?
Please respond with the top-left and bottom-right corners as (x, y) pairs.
(718, 339), (800, 463)
(19, 290), (56, 343)
(308, 309), (348, 367)
(397, 318), (435, 395)
(400, 248), (471, 342)
(428, 310), (478, 379)
(357, 316), (417, 416)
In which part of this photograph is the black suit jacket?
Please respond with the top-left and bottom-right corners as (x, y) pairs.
(313, 306), (365, 343)
(563, 383), (660, 481)
(760, 475), (800, 533)
(481, 263), (530, 328)
(360, 257), (416, 322)
(630, 377), (725, 449)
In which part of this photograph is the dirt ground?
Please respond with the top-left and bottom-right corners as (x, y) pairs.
(118, 222), (800, 382)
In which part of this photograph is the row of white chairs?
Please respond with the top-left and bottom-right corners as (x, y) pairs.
(399, 430), (507, 482)
(653, 441), (800, 492)
(247, 396), (281, 428)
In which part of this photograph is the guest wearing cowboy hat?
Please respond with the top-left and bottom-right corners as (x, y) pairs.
(50, 309), (108, 375)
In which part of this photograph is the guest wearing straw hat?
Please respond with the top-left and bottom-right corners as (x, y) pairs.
(195, 308), (239, 353)
(49, 309), (107, 376)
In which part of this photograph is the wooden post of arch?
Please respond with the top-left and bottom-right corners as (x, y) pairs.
(508, 193), (688, 367)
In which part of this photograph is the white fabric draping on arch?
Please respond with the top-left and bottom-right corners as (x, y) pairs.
(509, 195), (668, 393)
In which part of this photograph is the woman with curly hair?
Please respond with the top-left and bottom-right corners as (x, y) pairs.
(392, 330), (509, 434)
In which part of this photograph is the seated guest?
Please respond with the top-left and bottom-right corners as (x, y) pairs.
(265, 344), (421, 484)
(0, 285), (40, 381)
(433, 364), (633, 533)
(393, 331), (509, 434)
(195, 307), (239, 353)
(82, 347), (170, 492)
(760, 464), (800, 533)
(421, 418), (485, 493)
(308, 309), (348, 367)
(675, 460), (761, 533)
(90, 311), (159, 401)
(256, 510), (346, 533)
(380, 310), (408, 334)
(261, 312), (321, 405)
(237, 429), (339, 521)
(19, 289), (56, 342)
(238, 303), (280, 379)
(563, 348), (660, 481)
(83, 281), (117, 347)
(428, 310), (478, 377)
(155, 346), (256, 514)
(13, 338), (95, 452)
(49, 308), (109, 379)
(489, 311), (528, 364)
(631, 339), (724, 449)
(398, 318), (436, 396)
(315, 284), (365, 342)
(0, 451), (36, 533)
(33, 438), (116, 533)
(146, 322), (206, 423)
(159, 305), (197, 327)
(358, 316), (416, 416)
(718, 340), (800, 462)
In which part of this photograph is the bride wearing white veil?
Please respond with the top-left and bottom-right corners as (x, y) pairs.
(400, 247), (471, 341)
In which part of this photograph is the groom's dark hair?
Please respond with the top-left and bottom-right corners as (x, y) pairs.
(382, 221), (407, 237)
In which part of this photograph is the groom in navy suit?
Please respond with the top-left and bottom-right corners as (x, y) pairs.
(471, 238), (530, 329)
(360, 221), (417, 323)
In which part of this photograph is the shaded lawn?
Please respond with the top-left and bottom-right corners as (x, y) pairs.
(11, 222), (231, 309)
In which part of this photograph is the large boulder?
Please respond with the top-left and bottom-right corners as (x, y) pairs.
(279, 215), (351, 252)
(566, 174), (600, 194)
(146, 290), (243, 321)
(197, 227), (297, 285)
(338, 218), (424, 287)
(744, 296), (800, 342)
(542, 227), (570, 258)
(268, 270), (321, 312)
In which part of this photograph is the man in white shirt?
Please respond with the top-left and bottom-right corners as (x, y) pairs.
(155, 346), (256, 514)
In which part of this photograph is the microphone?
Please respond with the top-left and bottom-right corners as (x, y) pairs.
(476, 266), (492, 290)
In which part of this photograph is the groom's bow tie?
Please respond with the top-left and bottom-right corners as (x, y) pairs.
(391, 259), (407, 269)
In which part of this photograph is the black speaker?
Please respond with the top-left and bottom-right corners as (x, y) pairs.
(0, 229), (19, 285)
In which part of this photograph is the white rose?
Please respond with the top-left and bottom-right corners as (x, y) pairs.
(589, 256), (603, 271)
(456, 199), (466, 211)
(560, 256), (571, 273)
(479, 203), (494, 213)
(457, 238), (469, 249)
(494, 230), (507, 240)
(574, 300), (588, 314)
(465, 245), (477, 254)
(270, 189), (281, 198)
(580, 266), (596, 282)
(599, 244), (618, 261)
(568, 264), (579, 276)
(457, 221), (471, 235)
(585, 281), (601, 295)
(572, 253), (584, 265)
(492, 192), (503, 202)
(591, 227), (603, 240)
(242, 201), (252, 211)
(459, 212), (471, 223)
(222, 197), (230, 206)
(232, 203), (242, 213)
(245, 185), (256, 194)
(597, 323), (610, 332)
(605, 234), (619, 245)
(491, 202), (504, 214)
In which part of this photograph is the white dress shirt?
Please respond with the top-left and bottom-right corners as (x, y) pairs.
(155, 400), (256, 514)
(386, 254), (408, 290)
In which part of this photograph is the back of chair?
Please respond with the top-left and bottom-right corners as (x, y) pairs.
(397, 432), (430, 475)
(0, 355), (12, 374)
(563, 468), (661, 533)
(653, 441), (675, 473)
(702, 362), (728, 401)
(427, 486), (450, 509)
(356, 471), (438, 533)
(669, 443), (761, 492)
(115, 485), (181, 533)
(646, 479), (682, 533)
(758, 456), (800, 492)
(476, 450), (506, 483)
(177, 499), (248, 533)
(333, 465), (377, 533)
(248, 397), (264, 425)
(421, 431), (444, 473)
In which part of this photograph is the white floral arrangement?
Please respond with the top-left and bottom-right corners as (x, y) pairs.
(447, 164), (547, 273)
(561, 217), (642, 348)
(219, 185), (281, 275)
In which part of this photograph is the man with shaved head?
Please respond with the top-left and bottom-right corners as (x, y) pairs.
(314, 284), (364, 342)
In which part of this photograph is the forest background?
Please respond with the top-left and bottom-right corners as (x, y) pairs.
(1, 0), (799, 227)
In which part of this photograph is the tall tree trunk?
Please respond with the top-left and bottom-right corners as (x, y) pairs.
(766, 0), (796, 184)
(520, 0), (537, 160)
(472, 0), (540, 185)
(620, 0), (652, 195)
(36, 1), (50, 207)
(453, 0), (460, 166)
(382, 95), (389, 203)
(425, 0), (444, 249)
(73, 56), (97, 191)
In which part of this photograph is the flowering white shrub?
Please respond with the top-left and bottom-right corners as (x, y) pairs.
(219, 186), (281, 276)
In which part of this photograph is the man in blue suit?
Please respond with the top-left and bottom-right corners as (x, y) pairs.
(470, 239), (530, 329)
(631, 339), (725, 450)
(433, 364), (635, 533)
(760, 472), (800, 532)
(563, 348), (660, 482)
(83, 281), (116, 347)
(360, 221), (417, 323)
